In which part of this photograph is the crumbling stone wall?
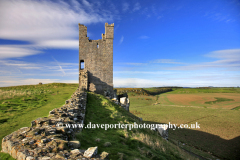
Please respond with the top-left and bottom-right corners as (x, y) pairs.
(79, 70), (88, 91)
(79, 23), (114, 94)
(1, 90), (108, 159)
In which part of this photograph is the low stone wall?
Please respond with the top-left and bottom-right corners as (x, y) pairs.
(1, 89), (108, 160)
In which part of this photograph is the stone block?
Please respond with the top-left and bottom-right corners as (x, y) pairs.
(17, 151), (27, 160)
(69, 141), (80, 149)
(11, 146), (18, 159)
(100, 151), (109, 160)
(83, 146), (98, 158)
(155, 124), (168, 140)
(26, 156), (35, 160)
(120, 97), (127, 105)
(70, 149), (81, 155)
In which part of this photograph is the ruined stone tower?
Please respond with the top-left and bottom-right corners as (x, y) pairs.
(79, 23), (114, 94)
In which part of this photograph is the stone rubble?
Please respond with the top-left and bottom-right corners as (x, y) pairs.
(111, 91), (130, 112)
(83, 146), (98, 158)
(119, 97), (130, 111)
(1, 89), (109, 159)
(151, 124), (169, 140)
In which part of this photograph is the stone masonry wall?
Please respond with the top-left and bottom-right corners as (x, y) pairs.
(1, 90), (108, 159)
(79, 70), (88, 91)
(79, 23), (114, 94)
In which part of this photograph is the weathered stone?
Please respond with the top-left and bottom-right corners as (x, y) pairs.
(70, 149), (81, 155)
(100, 151), (109, 160)
(11, 146), (18, 159)
(83, 146), (98, 158)
(6, 140), (14, 152)
(79, 23), (114, 94)
(58, 140), (68, 150)
(104, 142), (111, 147)
(41, 157), (51, 160)
(1, 140), (8, 153)
(55, 153), (65, 159)
(31, 121), (36, 127)
(41, 139), (47, 143)
(29, 140), (35, 145)
(69, 141), (80, 149)
(17, 150), (27, 160)
(120, 97), (127, 105)
(26, 156), (35, 160)
(155, 124), (168, 140)
(68, 109), (74, 112)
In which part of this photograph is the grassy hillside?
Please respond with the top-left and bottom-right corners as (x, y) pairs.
(0, 84), (197, 160)
(77, 92), (197, 160)
(0, 83), (78, 159)
(126, 87), (240, 160)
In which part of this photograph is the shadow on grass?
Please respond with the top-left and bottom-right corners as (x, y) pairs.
(143, 88), (174, 96)
(76, 92), (196, 160)
(144, 120), (240, 160)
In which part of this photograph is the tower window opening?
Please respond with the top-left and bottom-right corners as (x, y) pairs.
(97, 43), (99, 48)
(80, 60), (84, 70)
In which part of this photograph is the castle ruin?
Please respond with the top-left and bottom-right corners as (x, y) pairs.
(78, 23), (114, 94)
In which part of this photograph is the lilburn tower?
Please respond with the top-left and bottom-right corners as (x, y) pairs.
(78, 23), (114, 94)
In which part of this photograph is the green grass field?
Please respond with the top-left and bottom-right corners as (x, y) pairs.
(0, 83), (78, 159)
(0, 84), (198, 160)
(1, 85), (239, 159)
(125, 87), (240, 160)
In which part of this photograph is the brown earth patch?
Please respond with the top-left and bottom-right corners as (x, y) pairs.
(165, 93), (240, 109)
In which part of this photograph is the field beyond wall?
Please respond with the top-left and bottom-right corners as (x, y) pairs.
(0, 83), (198, 160)
(0, 83), (78, 159)
(119, 87), (240, 160)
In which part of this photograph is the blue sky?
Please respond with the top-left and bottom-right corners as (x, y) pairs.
(0, 0), (240, 87)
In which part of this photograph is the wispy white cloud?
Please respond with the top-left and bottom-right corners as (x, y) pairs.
(157, 15), (163, 19)
(119, 36), (124, 44)
(114, 49), (240, 87)
(114, 77), (197, 88)
(0, 59), (42, 70)
(0, 58), (79, 87)
(0, 78), (59, 87)
(52, 57), (66, 76)
(0, 0), (116, 59)
(150, 59), (183, 64)
(0, 59), (77, 76)
(113, 72), (240, 88)
(125, 63), (146, 66)
(151, 5), (157, 15)
(122, 2), (129, 12)
(114, 78), (163, 88)
(37, 40), (79, 49)
(133, 2), (141, 12)
(139, 35), (150, 39)
(0, 0), (113, 41)
(0, 45), (42, 59)
(206, 49), (240, 59)
(169, 49), (240, 70)
(204, 11), (236, 23)
(0, 75), (78, 87)
(114, 71), (173, 74)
